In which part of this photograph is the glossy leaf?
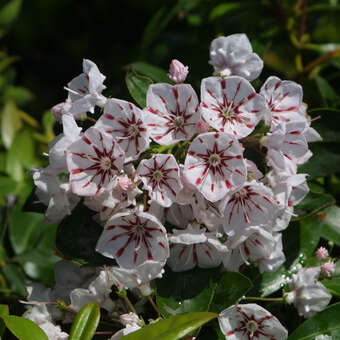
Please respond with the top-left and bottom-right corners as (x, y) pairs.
(319, 205), (340, 246)
(299, 215), (323, 257)
(69, 302), (100, 340)
(121, 312), (218, 340)
(209, 3), (241, 20)
(315, 75), (340, 105)
(156, 280), (216, 318)
(0, 305), (8, 339)
(0, 315), (48, 340)
(293, 191), (335, 220)
(209, 272), (253, 313)
(1, 101), (22, 149)
(125, 71), (153, 108)
(322, 277), (340, 298)
(288, 303), (340, 340)
(299, 144), (340, 179)
(129, 62), (170, 83)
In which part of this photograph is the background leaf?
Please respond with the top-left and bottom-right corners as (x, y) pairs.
(125, 71), (153, 108)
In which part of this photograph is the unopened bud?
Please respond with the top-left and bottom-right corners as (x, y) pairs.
(168, 59), (189, 83)
(316, 247), (329, 260)
(196, 120), (210, 134)
(321, 261), (335, 277)
(118, 175), (132, 191)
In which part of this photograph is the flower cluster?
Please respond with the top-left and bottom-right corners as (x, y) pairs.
(27, 33), (326, 339)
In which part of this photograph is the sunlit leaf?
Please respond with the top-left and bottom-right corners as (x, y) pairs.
(125, 71), (153, 108)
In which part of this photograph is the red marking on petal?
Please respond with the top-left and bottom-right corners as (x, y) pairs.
(196, 178), (202, 185)
(246, 124), (254, 129)
(211, 183), (214, 192)
(129, 103), (133, 110)
(72, 169), (83, 174)
(225, 179), (232, 189)
(104, 113), (114, 120)
(226, 331), (234, 336)
(82, 136), (91, 145)
(202, 102), (208, 108)
(106, 225), (115, 230)
(288, 201), (293, 207)
(118, 104), (124, 110)
(214, 133), (219, 139)
(247, 92), (256, 100)
(236, 155), (242, 159)
(148, 124), (157, 127)
(221, 79), (226, 89)
(155, 136), (162, 140)
(188, 151), (195, 156)
(158, 242), (166, 249)
(173, 87), (179, 99)
(274, 81), (282, 90)
(244, 244), (250, 256)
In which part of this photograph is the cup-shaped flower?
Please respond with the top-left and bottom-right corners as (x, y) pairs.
(143, 83), (200, 145)
(184, 132), (246, 202)
(260, 76), (303, 126)
(218, 304), (288, 340)
(67, 59), (107, 116)
(95, 98), (150, 162)
(168, 59), (189, 83)
(168, 224), (228, 272)
(67, 127), (125, 196)
(201, 76), (266, 138)
(209, 34), (263, 81)
(222, 181), (277, 234)
(137, 154), (182, 207)
(96, 211), (169, 269)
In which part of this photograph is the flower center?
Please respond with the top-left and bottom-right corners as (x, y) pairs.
(246, 320), (258, 337)
(153, 170), (163, 181)
(100, 156), (112, 170)
(223, 110), (231, 118)
(209, 154), (221, 166)
(235, 188), (248, 198)
(128, 125), (139, 136)
(173, 116), (184, 127)
(135, 224), (145, 236)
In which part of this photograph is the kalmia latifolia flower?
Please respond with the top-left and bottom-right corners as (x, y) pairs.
(184, 132), (246, 202)
(201, 76), (266, 138)
(218, 304), (288, 340)
(95, 98), (150, 162)
(209, 34), (263, 81)
(96, 211), (169, 269)
(67, 127), (125, 196)
(137, 154), (182, 207)
(168, 59), (189, 83)
(143, 83), (200, 145)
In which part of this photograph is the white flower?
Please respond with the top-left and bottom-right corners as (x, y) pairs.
(137, 154), (182, 207)
(31, 167), (79, 224)
(209, 34), (263, 81)
(67, 127), (125, 196)
(168, 59), (189, 83)
(49, 114), (82, 173)
(108, 324), (141, 340)
(260, 76), (303, 127)
(201, 76), (266, 138)
(315, 335), (332, 340)
(66, 59), (107, 116)
(51, 99), (72, 123)
(143, 83), (200, 145)
(96, 211), (169, 268)
(218, 304), (288, 340)
(168, 224), (228, 272)
(184, 132), (246, 202)
(222, 181), (277, 236)
(286, 266), (332, 318)
(95, 98), (150, 162)
(108, 260), (166, 295)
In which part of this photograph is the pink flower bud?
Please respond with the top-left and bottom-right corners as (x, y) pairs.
(196, 120), (210, 134)
(168, 59), (189, 83)
(321, 261), (336, 277)
(316, 247), (329, 260)
(118, 175), (132, 191)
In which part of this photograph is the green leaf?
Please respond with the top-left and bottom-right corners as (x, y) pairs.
(156, 280), (216, 318)
(315, 75), (340, 105)
(293, 191), (335, 220)
(310, 110), (340, 143)
(121, 312), (218, 340)
(319, 205), (340, 246)
(288, 303), (340, 340)
(129, 62), (170, 83)
(299, 214), (323, 257)
(156, 266), (219, 300)
(1, 101), (22, 149)
(125, 71), (153, 108)
(0, 0), (22, 38)
(322, 277), (340, 297)
(9, 209), (48, 255)
(0, 305), (9, 339)
(299, 144), (340, 178)
(209, 272), (253, 313)
(0, 262), (27, 296)
(260, 266), (287, 297)
(0, 315), (48, 340)
(56, 203), (115, 265)
(0, 176), (17, 202)
(69, 302), (100, 340)
(41, 110), (56, 141)
(209, 3), (241, 20)
(3, 86), (34, 106)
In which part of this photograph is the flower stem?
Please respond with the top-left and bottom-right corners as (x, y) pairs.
(245, 296), (284, 302)
(124, 296), (138, 314)
(148, 296), (160, 317)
